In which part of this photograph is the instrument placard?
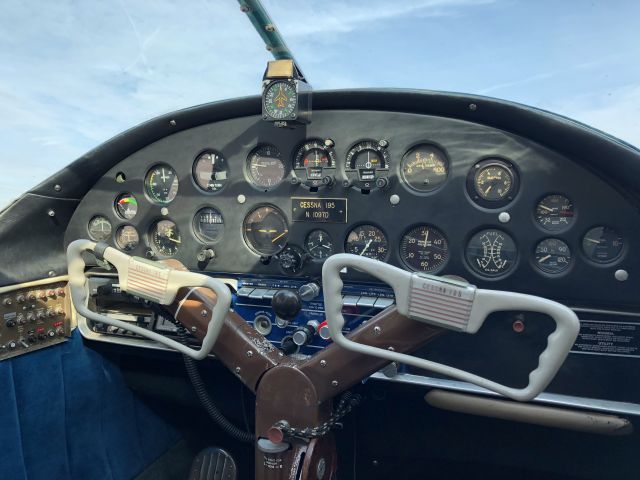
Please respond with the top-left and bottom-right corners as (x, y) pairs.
(291, 198), (347, 223)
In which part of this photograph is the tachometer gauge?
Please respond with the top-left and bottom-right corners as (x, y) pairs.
(345, 140), (390, 189)
(535, 194), (575, 232)
(150, 219), (181, 256)
(243, 205), (289, 256)
(293, 139), (336, 188)
(247, 144), (285, 189)
(400, 225), (449, 272)
(115, 193), (138, 220)
(466, 229), (517, 277)
(582, 226), (623, 264)
(305, 229), (334, 260)
(467, 159), (519, 208)
(535, 238), (571, 274)
(400, 145), (449, 193)
(263, 80), (297, 120)
(345, 225), (389, 261)
(193, 151), (228, 193)
(144, 164), (179, 204)
(115, 225), (139, 251)
(87, 216), (112, 242)
(193, 207), (224, 243)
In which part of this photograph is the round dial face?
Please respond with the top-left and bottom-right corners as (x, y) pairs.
(150, 219), (181, 256)
(401, 145), (448, 193)
(263, 81), (297, 120)
(88, 216), (112, 241)
(345, 225), (389, 261)
(243, 205), (289, 256)
(144, 164), (179, 204)
(400, 225), (449, 272)
(582, 226), (623, 263)
(345, 140), (390, 184)
(278, 245), (305, 275)
(115, 225), (139, 251)
(466, 229), (517, 277)
(115, 193), (138, 220)
(247, 145), (285, 189)
(193, 207), (224, 243)
(193, 151), (228, 193)
(305, 229), (334, 260)
(474, 163), (514, 201)
(535, 194), (575, 232)
(535, 238), (571, 274)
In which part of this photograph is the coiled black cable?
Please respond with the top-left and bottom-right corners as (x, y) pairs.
(178, 328), (255, 443)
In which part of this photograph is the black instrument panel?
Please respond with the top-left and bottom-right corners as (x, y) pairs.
(65, 109), (640, 308)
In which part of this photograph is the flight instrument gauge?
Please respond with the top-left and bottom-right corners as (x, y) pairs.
(535, 194), (575, 232)
(293, 139), (337, 188)
(145, 164), (179, 204)
(88, 216), (112, 242)
(466, 229), (517, 277)
(150, 219), (181, 256)
(115, 193), (138, 220)
(263, 80), (298, 120)
(400, 225), (449, 272)
(115, 225), (139, 252)
(243, 205), (289, 256)
(247, 144), (286, 190)
(534, 238), (571, 274)
(345, 140), (390, 191)
(345, 224), (389, 261)
(193, 207), (224, 243)
(193, 151), (228, 193)
(400, 145), (449, 193)
(305, 229), (334, 260)
(467, 159), (519, 208)
(582, 226), (624, 264)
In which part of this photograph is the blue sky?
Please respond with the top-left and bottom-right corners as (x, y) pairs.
(1, 0), (639, 208)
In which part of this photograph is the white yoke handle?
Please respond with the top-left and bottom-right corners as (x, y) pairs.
(322, 254), (580, 401)
(67, 239), (231, 359)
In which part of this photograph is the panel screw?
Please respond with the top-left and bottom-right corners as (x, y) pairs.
(331, 380), (339, 387)
(201, 309), (208, 317)
(378, 139), (389, 148)
(169, 119), (177, 126)
(498, 211), (511, 223)
(324, 138), (335, 148)
(54, 184), (62, 192)
(48, 271), (56, 277)
(373, 326), (382, 335)
(191, 326), (197, 333)
(235, 367), (242, 374)
(372, 460), (379, 467)
(389, 194), (400, 205)
(388, 346), (395, 351)
(614, 269), (629, 281)
(320, 360), (327, 367)
(237, 194), (246, 204)
(47, 209), (55, 217)
(160, 207), (169, 216)
(246, 350), (254, 357)
(469, 103), (477, 111)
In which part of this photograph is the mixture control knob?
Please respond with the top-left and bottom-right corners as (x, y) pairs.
(298, 282), (320, 302)
(292, 320), (319, 347)
(318, 320), (331, 340)
(280, 336), (298, 355)
(271, 289), (302, 322)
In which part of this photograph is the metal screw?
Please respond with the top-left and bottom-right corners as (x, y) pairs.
(240, 4), (251, 13)
(265, 24), (275, 32)
(235, 367), (241, 374)
(469, 103), (477, 111)
(47, 209), (55, 217)
(160, 207), (169, 216)
(169, 119), (176, 126)
(324, 138), (335, 148)
(191, 326), (197, 333)
(54, 184), (62, 192)
(237, 194), (246, 204)
(320, 360), (327, 367)
(372, 460), (379, 467)
(388, 346), (395, 351)
(373, 326), (382, 335)
(246, 350), (254, 357)
(498, 211), (511, 223)
(378, 139), (389, 148)
(48, 271), (56, 277)
(615, 269), (629, 281)
(389, 194), (400, 205)
(201, 309), (208, 317)
(331, 380), (338, 387)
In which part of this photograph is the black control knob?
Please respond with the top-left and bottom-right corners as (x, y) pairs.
(271, 289), (302, 322)
(280, 336), (298, 355)
(375, 177), (389, 189)
(5, 318), (16, 328)
(292, 321), (319, 347)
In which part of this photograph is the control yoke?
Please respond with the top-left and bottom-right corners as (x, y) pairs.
(322, 254), (580, 401)
(66, 239), (231, 359)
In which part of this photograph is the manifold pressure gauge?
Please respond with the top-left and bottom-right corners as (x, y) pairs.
(262, 59), (311, 127)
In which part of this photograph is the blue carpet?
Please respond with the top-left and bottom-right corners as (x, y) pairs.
(0, 330), (179, 480)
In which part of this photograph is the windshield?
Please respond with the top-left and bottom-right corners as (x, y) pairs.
(1, 0), (638, 208)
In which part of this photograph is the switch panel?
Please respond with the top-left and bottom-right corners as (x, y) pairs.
(0, 281), (71, 361)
